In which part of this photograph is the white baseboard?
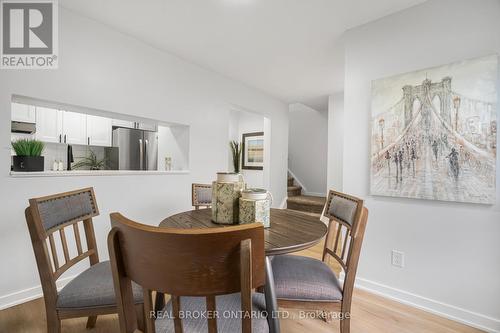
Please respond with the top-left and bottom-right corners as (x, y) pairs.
(353, 276), (500, 333)
(0, 275), (75, 311)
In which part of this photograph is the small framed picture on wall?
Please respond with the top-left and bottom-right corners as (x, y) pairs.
(242, 132), (264, 170)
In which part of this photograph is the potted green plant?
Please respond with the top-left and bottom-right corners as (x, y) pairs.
(11, 139), (45, 172)
(230, 140), (242, 173)
(72, 149), (108, 171)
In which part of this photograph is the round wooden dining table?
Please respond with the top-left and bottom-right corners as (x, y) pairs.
(158, 208), (328, 333)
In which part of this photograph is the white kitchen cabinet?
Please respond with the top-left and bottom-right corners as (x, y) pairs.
(138, 122), (157, 132)
(87, 115), (112, 147)
(36, 108), (113, 146)
(62, 111), (87, 145)
(12, 103), (36, 123)
(35, 107), (63, 143)
(112, 119), (136, 129)
(112, 119), (157, 132)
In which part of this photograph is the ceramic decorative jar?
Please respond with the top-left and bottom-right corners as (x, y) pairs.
(211, 172), (245, 224)
(239, 188), (272, 228)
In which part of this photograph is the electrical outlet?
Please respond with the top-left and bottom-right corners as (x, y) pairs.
(391, 250), (405, 268)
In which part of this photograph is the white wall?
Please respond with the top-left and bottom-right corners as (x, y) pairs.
(0, 7), (288, 309)
(342, 0), (500, 331)
(228, 109), (266, 188)
(157, 125), (190, 171)
(327, 93), (344, 191)
(288, 103), (328, 195)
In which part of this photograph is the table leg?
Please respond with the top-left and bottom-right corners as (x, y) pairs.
(264, 256), (280, 333)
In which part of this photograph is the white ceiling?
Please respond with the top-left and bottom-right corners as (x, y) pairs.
(60, 0), (427, 111)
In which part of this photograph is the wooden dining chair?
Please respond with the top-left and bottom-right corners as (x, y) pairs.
(271, 190), (368, 333)
(191, 183), (212, 210)
(25, 188), (144, 333)
(108, 213), (269, 333)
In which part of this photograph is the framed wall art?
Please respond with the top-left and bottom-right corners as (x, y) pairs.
(370, 55), (497, 204)
(242, 132), (264, 170)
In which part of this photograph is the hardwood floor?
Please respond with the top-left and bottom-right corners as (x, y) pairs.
(0, 242), (483, 333)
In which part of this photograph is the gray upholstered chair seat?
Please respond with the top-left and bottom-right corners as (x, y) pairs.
(57, 261), (143, 309)
(272, 255), (343, 302)
(156, 293), (269, 333)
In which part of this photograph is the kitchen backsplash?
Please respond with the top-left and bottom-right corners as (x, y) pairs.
(43, 143), (106, 171)
(11, 134), (105, 171)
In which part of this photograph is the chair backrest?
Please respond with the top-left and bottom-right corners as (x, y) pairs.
(321, 190), (368, 310)
(25, 188), (100, 310)
(192, 183), (212, 209)
(322, 190), (364, 272)
(341, 206), (368, 313)
(108, 213), (265, 333)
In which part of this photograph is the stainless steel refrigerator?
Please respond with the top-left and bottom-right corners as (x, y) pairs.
(107, 127), (158, 170)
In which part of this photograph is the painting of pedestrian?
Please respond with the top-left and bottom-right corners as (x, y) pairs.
(370, 55), (497, 204)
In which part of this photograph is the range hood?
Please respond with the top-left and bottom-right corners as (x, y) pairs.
(11, 121), (36, 134)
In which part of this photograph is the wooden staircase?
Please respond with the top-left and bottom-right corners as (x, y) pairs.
(286, 174), (326, 215)
(287, 176), (302, 196)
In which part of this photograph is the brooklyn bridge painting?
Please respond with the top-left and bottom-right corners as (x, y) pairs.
(370, 55), (497, 204)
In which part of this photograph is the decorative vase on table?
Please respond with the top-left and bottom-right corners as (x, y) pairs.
(211, 172), (245, 224)
(239, 189), (272, 228)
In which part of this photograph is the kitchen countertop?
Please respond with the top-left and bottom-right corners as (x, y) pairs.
(10, 170), (190, 177)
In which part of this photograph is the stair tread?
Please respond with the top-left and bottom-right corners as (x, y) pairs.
(287, 185), (302, 191)
(287, 195), (326, 207)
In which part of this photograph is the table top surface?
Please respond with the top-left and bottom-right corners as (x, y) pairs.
(159, 208), (328, 256)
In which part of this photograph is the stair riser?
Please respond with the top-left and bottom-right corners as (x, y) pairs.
(287, 201), (324, 214)
(288, 189), (301, 197)
(287, 179), (294, 186)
